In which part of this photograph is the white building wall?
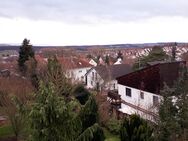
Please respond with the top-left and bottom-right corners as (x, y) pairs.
(120, 104), (155, 122)
(68, 67), (91, 83)
(86, 69), (104, 89)
(86, 69), (118, 90)
(74, 67), (91, 82)
(118, 84), (163, 121)
(86, 70), (118, 90)
(106, 80), (118, 90)
(89, 59), (97, 66)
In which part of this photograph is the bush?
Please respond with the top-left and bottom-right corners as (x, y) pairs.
(106, 118), (121, 135)
(120, 114), (153, 141)
(73, 85), (90, 105)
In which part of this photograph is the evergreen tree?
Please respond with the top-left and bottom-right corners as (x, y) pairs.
(157, 66), (188, 141)
(174, 66), (188, 140)
(120, 114), (153, 141)
(29, 82), (81, 141)
(30, 57), (105, 141)
(176, 91), (188, 140)
(78, 96), (104, 141)
(171, 42), (177, 61)
(45, 56), (72, 98)
(18, 38), (35, 73)
(73, 85), (90, 105)
(105, 55), (110, 65)
(76, 123), (104, 141)
(26, 57), (38, 89)
(30, 82), (104, 141)
(158, 84), (180, 141)
(133, 46), (169, 70)
(117, 50), (123, 60)
(86, 54), (92, 59)
(79, 96), (99, 131)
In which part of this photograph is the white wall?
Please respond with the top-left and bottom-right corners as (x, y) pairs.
(118, 84), (162, 120)
(105, 80), (118, 90)
(89, 59), (97, 66)
(68, 67), (91, 83)
(86, 69), (118, 90)
(119, 104), (156, 122)
(86, 69), (104, 89)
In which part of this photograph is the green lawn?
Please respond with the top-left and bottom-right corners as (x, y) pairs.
(0, 125), (120, 141)
(0, 125), (14, 139)
(104, 128), (120, 141)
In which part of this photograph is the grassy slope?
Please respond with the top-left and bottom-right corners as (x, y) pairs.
(0, 125), (14, 139)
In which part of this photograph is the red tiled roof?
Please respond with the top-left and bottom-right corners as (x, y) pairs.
(58, 57), (93, 70)
(35, 55), (47, 64)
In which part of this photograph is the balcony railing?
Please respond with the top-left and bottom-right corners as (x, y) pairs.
(107, 90), (121, 107)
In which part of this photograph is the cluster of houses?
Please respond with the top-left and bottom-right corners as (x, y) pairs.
(36, 54), (125, 86)
(46, 54), (185, 122)
(1, 51), (185, 123)
(48, 52), (185, 122)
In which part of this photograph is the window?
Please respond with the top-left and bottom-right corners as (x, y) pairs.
(126, 88), (132, 97)
(92, 72), (94, 80)
(95, 73), (97, 80)
(91, 81), (93, 86)
(140, 91), (144, 99)
(96, 82), (99, 91)
(71, 72), (74, 77)
(153, 96), (159, 106)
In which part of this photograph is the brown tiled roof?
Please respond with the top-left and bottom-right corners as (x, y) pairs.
(58, 57), (93, 70)
(35, 55), (47, 64)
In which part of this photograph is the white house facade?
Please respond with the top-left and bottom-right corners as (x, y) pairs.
(113, 61), (186, 122)
(59, 57), (93, 84)
(114, 58), (122, 65)
(85, 64), (131, 90)
(68, 67), (92, 83)
(118, 84), (162, 121)
(89, 59), (97, 66)
(85, 68), (118, 90)
(85, 68), (104, 90)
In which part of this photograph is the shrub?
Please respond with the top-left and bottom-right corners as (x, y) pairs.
(106, 118), (121, 135)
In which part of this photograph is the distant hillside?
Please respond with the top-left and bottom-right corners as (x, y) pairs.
(0, 45), (54, 51)
(63, 42), (188, 49)
(0, 45), (19, 51)
(0, 42), (188, 51)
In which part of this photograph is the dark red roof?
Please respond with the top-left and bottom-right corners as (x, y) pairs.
(117, 61), (186, 94)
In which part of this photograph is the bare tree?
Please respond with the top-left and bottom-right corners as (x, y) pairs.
(0, 77), (34, 140)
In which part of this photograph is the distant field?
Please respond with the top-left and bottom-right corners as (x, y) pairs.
(0, 45), (47, 51)
(0, 50), (18, 57)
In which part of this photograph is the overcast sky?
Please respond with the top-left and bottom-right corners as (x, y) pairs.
(0, 0), (188, 45)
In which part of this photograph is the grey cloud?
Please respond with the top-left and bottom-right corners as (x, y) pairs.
(0, 0), (188, 23)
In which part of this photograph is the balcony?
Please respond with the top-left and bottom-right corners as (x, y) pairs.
(107, 90), (121, 108)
